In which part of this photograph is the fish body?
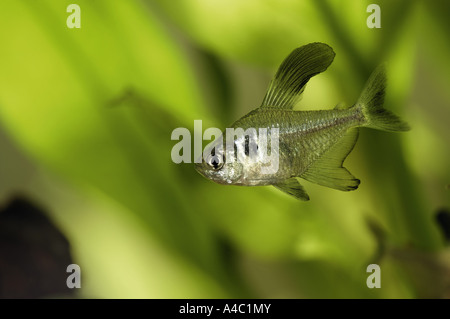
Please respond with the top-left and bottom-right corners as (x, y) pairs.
(195, 43), (409, 200)
(226, 107), (363, 185)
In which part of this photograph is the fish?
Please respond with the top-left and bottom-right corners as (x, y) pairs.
(194, 42), (409, 200)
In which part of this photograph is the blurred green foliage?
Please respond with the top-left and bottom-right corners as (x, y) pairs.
(0, 0), (449, 298)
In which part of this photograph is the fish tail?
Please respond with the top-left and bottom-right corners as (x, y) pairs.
(356, 64), (410, 132)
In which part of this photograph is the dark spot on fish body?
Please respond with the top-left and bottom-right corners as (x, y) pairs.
(244, 135), (250, 156)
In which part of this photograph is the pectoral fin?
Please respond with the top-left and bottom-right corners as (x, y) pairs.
(261, 43), (335, 109)
(274, 178), (310, 201)
(301, 129), (360, 191)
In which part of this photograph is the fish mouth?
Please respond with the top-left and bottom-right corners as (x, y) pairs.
(194, 162), (230, 185)
(194, 162), (214, 181)
(194, 162), (204, 175)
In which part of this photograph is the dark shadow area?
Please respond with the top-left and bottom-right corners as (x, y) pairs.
(0, 196), (75, 298)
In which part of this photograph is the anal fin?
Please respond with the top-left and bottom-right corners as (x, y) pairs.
(274, 177), (310, 201)
(301, 128), (360, 191)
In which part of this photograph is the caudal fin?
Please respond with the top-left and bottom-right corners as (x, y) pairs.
(357, 64), (410, 132)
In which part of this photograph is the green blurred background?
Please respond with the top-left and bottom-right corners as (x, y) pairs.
(0, 0), (449, 298)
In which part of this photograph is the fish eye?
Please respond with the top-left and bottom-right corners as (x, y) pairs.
(206, 154), (224, 170)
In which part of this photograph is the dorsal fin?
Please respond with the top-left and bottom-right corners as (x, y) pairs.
(301, 129), (360, 191)
(260, 42), (335, 109)
(274, 177), (310, 201)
